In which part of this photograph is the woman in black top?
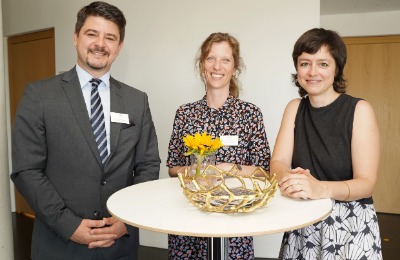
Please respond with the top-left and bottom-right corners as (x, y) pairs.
(271, 28), (382, 259)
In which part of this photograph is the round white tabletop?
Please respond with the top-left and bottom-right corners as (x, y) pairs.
(107, 178), (332, 238)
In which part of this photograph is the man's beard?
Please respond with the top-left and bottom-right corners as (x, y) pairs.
(87, 47), (109, 70)
(87, 59), (107, 70)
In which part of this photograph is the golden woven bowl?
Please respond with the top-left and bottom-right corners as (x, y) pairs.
(178, 165), (278, 213)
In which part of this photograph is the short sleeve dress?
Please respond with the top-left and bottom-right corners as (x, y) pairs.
(279, 94), (382, 259)
(167, 96), (271, 259)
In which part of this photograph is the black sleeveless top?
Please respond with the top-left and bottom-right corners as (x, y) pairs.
(292, 94), (372, 204)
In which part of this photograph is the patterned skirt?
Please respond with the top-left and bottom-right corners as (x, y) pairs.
(279, 200), (382, 260)
(168, 235), (254, 259)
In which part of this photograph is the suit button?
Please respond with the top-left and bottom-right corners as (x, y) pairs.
(101, 180), (107, 185)
(94, 211), (100, 217)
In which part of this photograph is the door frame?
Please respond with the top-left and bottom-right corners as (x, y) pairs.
(7, 28), (56, 216)
(343, 35), (400, 214)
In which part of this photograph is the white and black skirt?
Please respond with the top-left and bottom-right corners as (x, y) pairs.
(279, 200), (382, 260)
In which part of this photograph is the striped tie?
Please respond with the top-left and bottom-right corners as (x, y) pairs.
(90, 78), (108, 165)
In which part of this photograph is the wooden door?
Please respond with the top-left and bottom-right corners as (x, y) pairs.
(343, 36), (400, 214)
(8, 28), (56, 217)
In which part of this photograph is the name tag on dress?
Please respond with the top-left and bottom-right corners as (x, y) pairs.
(110, 112), (129, 124)
(220, 135), (239, 146)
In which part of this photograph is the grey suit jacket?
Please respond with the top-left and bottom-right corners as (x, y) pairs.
(11, 68), (161, 259)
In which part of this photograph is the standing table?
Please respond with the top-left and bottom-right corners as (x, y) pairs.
(107, 178), (332, 259)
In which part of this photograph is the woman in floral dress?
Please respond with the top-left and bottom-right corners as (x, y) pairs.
(271, 28), (382, 259)
(166, 32), (271, 259)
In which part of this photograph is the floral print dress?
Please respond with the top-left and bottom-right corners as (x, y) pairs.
(167, 96), (271, 259)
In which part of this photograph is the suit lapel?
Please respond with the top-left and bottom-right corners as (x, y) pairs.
(62, 68), (103, 167)
(109, 77), (123, 157)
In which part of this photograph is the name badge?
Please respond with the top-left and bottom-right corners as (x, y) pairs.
(110, 112), (129, 124)
(220, 135), (239, 146)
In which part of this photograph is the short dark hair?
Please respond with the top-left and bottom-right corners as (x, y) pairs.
(75, 1), (126, 42)
(196, 32), (244, 98)
(292, 28), (347, 97)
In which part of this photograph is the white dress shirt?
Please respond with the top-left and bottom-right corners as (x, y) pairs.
(76, 64), (111, 155)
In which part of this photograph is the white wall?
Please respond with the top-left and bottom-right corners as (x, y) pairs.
(2, 0), (319, 257)
(321, 10), (400, 36)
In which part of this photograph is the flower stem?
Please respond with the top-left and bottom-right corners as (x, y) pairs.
(196, 154), (202, 176)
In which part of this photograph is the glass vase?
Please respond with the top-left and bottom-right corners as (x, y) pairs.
(189, 153), (216, 176)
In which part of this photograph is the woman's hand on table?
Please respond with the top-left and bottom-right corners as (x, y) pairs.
(168, 166), (189, 177)
(215, 162), (236, 172)
(216, 163), (264, 177)
(279, 167), (329, 200)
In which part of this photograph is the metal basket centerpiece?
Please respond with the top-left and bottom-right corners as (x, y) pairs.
(178, 165), (278, 213)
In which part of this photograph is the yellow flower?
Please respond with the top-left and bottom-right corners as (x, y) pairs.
(183, 132), (223, 176)
(183, 132), (223, 156)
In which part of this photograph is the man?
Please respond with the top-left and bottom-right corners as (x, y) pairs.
(11, 2), (160, 259)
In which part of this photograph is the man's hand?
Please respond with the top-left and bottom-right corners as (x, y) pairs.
(88, 216), (128, 248)
(70, 219), (117, 248)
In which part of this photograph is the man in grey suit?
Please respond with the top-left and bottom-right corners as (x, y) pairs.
(11, 1), (160, 259)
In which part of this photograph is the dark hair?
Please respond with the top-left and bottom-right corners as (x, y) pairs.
(75, 1), (126, 42)
(196, 32), (244, 98)
(292, 28), (347, 97)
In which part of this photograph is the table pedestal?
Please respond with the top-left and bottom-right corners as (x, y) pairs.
(208, 237), (228, 260)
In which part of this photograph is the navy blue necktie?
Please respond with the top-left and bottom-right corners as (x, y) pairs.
(90, 78), (108, 165)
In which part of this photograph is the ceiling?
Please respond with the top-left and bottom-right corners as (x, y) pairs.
(321, 0), (400, 15)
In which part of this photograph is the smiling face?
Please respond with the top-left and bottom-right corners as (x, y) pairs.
(296, 45), (337, 97)
(74, 15), (123, 78)
(203, 41), (236, 92)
